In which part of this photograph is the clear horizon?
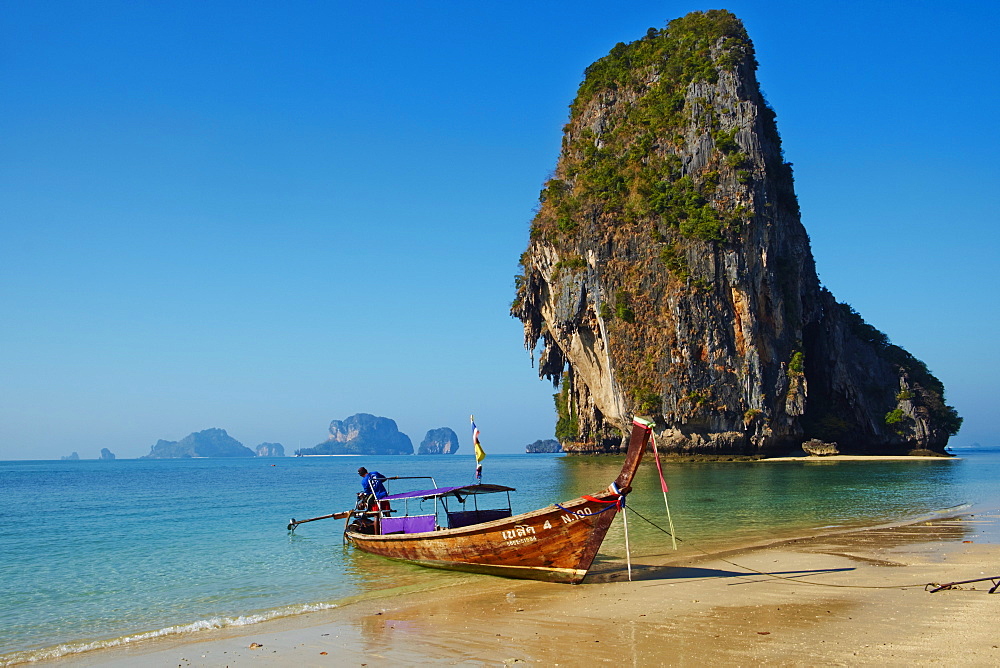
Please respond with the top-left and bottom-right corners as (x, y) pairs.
(2, 1), (997, 459)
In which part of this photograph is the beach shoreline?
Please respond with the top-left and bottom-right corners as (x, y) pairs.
(24, 507), (1000, 667)
(762, 454), (957, 462)
(613, 453), (959, 463)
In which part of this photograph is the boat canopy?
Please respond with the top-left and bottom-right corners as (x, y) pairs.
(383, 483), (515, 502)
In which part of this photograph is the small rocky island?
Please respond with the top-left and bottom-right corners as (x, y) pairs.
(255, 442), (285, 457)
(143, 428), (257, 458)
(418, 428), (460, 455)
(296, 413), (414, 456)
(59, 449), (116, 460)
(526, 439), (563, 453)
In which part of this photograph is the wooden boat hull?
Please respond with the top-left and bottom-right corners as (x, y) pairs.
(346, 491), (620, 583)
(345, 417), (654, 583)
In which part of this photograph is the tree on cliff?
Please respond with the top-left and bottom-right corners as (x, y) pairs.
(512, 10), (959, 455)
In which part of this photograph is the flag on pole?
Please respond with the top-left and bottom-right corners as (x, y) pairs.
(471, 415), (485, 480)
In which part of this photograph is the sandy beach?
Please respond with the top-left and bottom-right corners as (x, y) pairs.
(35, 508), (999, 668)
(763, 455), (956, 462)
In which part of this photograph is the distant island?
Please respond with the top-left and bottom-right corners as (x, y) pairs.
(296, 413), (413, 456)
(255, 442), (284, 457)
(59, 449), (116, 460)
(418, 427), (460, 455)
(139, 414), (461, 459)
(142, 428), (282, 458)
(526, 439), (562, 453)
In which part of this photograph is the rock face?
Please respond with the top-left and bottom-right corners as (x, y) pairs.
(255, 442), (285, 457)
(61, 452), (80, 461)
(418, 428), (460, 455)
(143, 428), (256, 458)
(296, 413), (413, 455)
(526, 439), (563, 453)
(512, 10), (961, 456)
(802, 439), (839, 457)
(100, 448), (116, 460)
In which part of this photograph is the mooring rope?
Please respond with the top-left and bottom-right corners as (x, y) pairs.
(623, 505), (961, 591)
(648, 429), (677, 550)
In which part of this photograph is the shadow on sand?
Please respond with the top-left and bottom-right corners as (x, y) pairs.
(587, 562), (855, 585)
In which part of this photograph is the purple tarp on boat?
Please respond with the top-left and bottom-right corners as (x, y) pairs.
(380, 514), (436, 534)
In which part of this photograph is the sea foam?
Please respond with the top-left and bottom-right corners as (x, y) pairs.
(0, 601), (340, 666)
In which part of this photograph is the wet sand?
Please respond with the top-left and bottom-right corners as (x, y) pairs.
(38, 509), (1000, 667)
(763, 454), (955, 462)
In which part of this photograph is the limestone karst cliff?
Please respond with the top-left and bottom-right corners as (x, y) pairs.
(143, 428), (256, 458)
(526, 439), (563, 454)
(255, 442), (285, 457)
(418, 427), (460, 455)
(296, 413), (414, 456)
(512, 10), (961, 455)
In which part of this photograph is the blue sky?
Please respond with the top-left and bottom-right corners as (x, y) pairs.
(2, 1), (997, 459)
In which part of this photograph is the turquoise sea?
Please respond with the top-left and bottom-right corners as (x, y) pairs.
(2, 449), (999, 664)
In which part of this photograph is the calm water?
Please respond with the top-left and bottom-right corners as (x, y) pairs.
(2, 450), (998, 663)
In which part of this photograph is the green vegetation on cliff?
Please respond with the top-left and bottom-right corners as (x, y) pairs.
(837, 303), (962, 436)
(572, 11), (753, 114)
(553, 376), (579, 441)
(516, 10), (772, 431)
(528, 10), (759, 248)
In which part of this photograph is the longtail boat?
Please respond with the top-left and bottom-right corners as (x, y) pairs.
(339, 417), (654, 583)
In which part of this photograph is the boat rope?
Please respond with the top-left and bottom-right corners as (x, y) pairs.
(648, 429), (677, 550)
(556, 483), (626, 516)
(622, 504), (971, 591)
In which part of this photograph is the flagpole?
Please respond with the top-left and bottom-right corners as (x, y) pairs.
(471, 415), (485, 483)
